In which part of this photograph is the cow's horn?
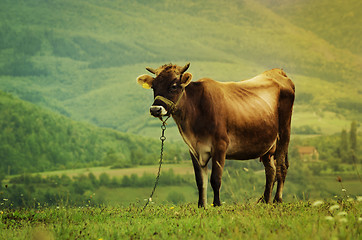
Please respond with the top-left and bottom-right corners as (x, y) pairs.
(181, 63), (190, 73)
(146, 67), (156, 74)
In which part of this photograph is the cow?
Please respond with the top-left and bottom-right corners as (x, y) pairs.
(137, 63), (295, 207)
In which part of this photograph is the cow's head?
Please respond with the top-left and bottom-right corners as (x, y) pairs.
(137, 63), (192, 118)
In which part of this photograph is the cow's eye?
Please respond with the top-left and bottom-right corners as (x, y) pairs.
(170, 83), (178, 92)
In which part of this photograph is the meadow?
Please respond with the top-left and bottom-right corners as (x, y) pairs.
(0, 201), (361, 240)
(0, 0), (361, 238)
(2, 160), (361, 207)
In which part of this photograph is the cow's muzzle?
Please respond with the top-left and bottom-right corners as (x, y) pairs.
(150, 105), (167, 117)
(150, 95), (177, 117)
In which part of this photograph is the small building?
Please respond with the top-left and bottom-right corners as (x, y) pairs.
(297, 146), (319, 162)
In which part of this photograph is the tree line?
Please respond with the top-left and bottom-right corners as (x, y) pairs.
(0, 90), (187, 176)
(0, 169), (192, 208)
(290, 121), (360, 164)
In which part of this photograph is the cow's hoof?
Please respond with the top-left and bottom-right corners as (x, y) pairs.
(257, 196), (270, 204)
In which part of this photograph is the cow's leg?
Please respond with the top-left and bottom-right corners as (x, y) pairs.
(210, 140), (227, 206)
(190, 151), (209, 208)
(258, 153), (276, 203)
(274, 95), (293, 203)
(274, 153), (289, 203)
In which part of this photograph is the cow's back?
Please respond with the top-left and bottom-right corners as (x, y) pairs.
(188, 70), (290, 160)
(175, 68), (294, 160)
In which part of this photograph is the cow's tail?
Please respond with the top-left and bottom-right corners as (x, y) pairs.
(285, 153), (289, 169)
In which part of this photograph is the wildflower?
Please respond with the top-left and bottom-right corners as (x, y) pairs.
(339, 218), (347, 223)
(312, 200), (323, 207)
(337, 211), (347, 216)
(341, 188), (346, 192)
(170, 207), (175, 210)
(324, 216), (334, 221)
(358, 217), (362, 222)
(243, 168), (249, 172)
(357, 196), (362, 202)
(0, 211), (3, 214)
(211, 203), (214, 207)
(329, 204), (340, 211)
(149, 197), (152, 202)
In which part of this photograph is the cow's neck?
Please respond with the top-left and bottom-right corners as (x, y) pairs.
(171, 83), (199, 124)
(171, 83), (201, 156)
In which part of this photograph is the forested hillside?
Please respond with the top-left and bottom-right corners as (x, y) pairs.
(0, 0), (360, 139)
(0, 91), (186, 175)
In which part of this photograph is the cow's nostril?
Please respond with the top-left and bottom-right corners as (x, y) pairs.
(150, 106), (162, 116)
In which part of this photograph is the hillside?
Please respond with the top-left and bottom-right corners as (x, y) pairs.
(0, 0), (360, 140)
(256, 0), (362, 55)
(0, 91), (186, 175)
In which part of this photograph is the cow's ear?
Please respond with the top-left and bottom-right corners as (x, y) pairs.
(180, 72), (192, 87)
(137, 74), (154, 89)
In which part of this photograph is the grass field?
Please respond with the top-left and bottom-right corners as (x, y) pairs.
(0, 201), (361, 239)
(16, 163), (195, 179)
(94, 186), (197, 207)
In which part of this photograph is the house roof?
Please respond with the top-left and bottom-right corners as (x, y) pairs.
(297, 146), (318, 155)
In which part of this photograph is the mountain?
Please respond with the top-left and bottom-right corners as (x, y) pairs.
(0, 0), (360, 139)
(0, 90), (186, 175)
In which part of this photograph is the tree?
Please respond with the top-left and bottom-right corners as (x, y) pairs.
(88, 173), (99, 188)
(99, 173), (111, 186)
(339, 129), (349, 163)
(350, 121), (357, 151)
(0, 174), (3, 189)
(340, 129), (348, 152)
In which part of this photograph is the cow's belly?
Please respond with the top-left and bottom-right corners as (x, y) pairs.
(226, 135), (277, 160)
(224, 94), (278, 160)
(225, 117), (278, 160)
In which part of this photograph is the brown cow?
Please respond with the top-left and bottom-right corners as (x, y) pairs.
(137, 63), (295, 207)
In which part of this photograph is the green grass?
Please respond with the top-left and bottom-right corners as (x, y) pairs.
(19, 163), (194, 179)
(262, 0), (362, 55)
(94, 185), (197, 207)
(1, 201), (361, 239)
(291, 110), (352, 135)
(4, 162), (361, 206)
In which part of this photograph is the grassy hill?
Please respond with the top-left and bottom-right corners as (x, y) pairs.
(0, 0), (360, 141)
(0, 90), (187, 175)
(257, 0), (362, 55)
